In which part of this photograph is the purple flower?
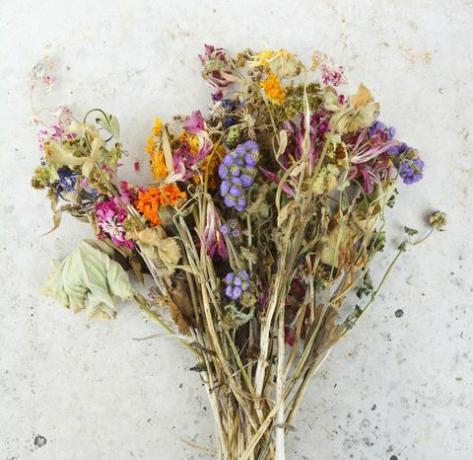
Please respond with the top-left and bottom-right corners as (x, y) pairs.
(221, 221), (240, 238)
(57, 167), (78, 193)
(224, 269), (250, 300)
(387, 142), (408, 156)
(398, 157), (425, 184)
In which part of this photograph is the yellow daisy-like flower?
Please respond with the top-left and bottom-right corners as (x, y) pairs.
(151, 150), (168, 180)
(261, 72), (286, 105)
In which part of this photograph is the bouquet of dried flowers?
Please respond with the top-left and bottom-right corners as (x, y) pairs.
(30, 47), (446, 459)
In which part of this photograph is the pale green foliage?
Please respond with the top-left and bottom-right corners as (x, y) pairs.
(42, 240), (133, 320)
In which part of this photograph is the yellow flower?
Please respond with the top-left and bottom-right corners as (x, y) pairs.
(152, 117), (163, 136)
(261, 72), (286, 105)
(252, 49), (275, 67)
(145, 135), (156, 155)
(178, 131), (200, 154)
(193, 145), (225, 190)
(151, 150), (168, 180)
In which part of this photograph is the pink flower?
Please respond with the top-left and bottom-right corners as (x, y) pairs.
(199, 44), (235, 88)
(95, 198), (134, 249)
(203, 202), (228, 259)
(184, 111), (205, 135)
(321, 65), (345, 87)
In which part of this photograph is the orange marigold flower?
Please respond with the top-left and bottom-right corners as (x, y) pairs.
(151, 150), (168, 179)
(135, 184), (187, 226)
(159, 183), (187, 206)
(135, 187), (161, 226)
(261, 72), (285, 105)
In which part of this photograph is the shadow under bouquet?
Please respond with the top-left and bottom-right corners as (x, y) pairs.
(31, 47), (445, 459)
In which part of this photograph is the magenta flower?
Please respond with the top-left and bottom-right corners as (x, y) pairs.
(321, 65), (345, 87)
(96, 198), (134, 249)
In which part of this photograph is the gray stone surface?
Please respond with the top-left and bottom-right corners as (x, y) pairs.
(1, 0), (472, 458)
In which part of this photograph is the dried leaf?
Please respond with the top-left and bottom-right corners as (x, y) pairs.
(42, 239), (133, 320)
(353, 84), (372, 109)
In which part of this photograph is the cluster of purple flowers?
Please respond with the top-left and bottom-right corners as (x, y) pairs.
(218, 140), (259, 212)
(386, 141), (425, 185)
(224, 270), (250, 300)
(368, 120), (425, 185)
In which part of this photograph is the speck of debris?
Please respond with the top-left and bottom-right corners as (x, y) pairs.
(371, 404), (377, 411)
(395, 309), (404, 318)
(34, 435), (47, 448)
(390, 456), (399, 460)
(179, 383), (183, 388)
(147, 418), (152, 422)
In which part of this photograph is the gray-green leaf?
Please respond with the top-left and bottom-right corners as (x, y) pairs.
(42, 239), (133, 320)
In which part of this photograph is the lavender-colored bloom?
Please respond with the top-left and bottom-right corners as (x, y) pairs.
(223, 155), (234, 167)
(224, 195), (235, 208)
(387, 142), (408, 156)
(244, 154), (257, 167)
(218, 164), (228, 179)
(220, 221), (240, 238)
(398, 157), (425, 184)
(235, 198), (246, 212)
(229, 185), (242, 196)
(240, 174), (254, 187)
(223, 269), (250, 300)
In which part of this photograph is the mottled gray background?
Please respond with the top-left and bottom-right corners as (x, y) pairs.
(1, 0), (472, 459)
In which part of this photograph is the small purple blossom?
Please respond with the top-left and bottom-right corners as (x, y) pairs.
(57, 168), (78, 193)
(386, 142), (408, 156)
(224, 270), (250, 300)
(220, 221), (240, 238)
(398, 157), (425, 184)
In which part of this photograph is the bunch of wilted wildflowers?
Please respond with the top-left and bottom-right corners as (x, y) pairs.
(31, 47), (443, 459)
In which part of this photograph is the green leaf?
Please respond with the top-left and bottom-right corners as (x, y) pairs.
(42, 240), (133, 320)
